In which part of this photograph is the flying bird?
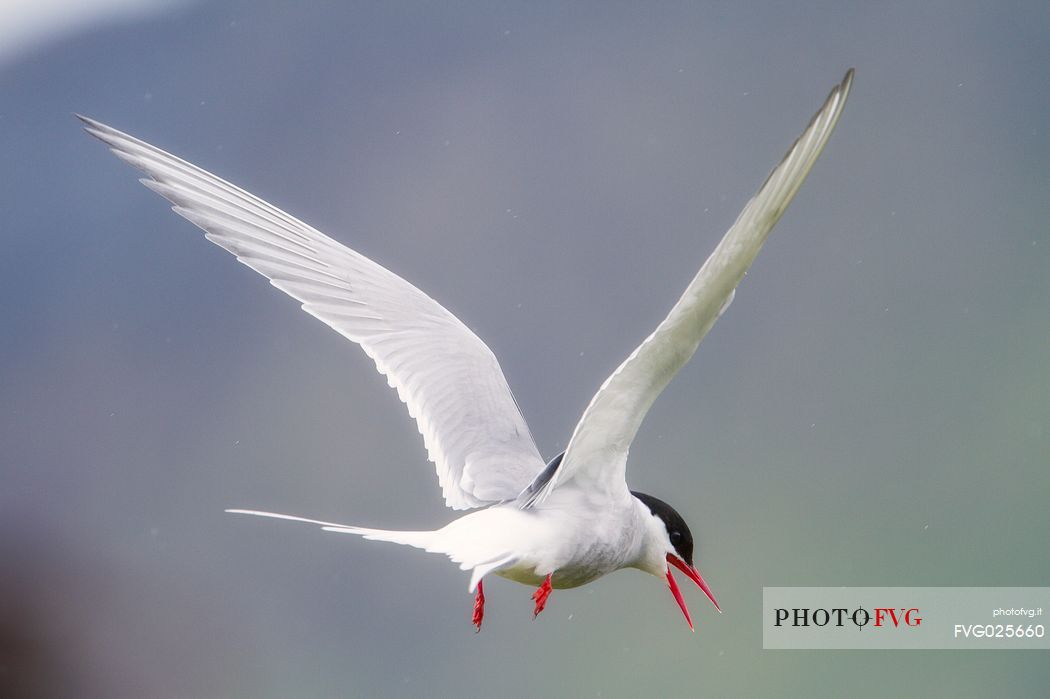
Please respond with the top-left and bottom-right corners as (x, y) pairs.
(79, 69), (852, 631)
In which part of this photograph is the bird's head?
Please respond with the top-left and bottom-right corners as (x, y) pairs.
(632, 491), (720, 630)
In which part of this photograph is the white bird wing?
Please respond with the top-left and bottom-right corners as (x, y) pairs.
(523, 69), (854, 506)
(79, 116), (546, 510)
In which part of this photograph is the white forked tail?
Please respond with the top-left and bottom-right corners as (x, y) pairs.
(225, 509), (436, 549)
(225, 508), (515, 592)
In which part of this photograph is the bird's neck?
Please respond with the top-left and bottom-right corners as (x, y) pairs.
(626, 496), (672, 578)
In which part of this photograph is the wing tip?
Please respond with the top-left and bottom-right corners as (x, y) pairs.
(73, 112), (101, 129)
(827, 69), (854, 123)
(76, 118), (104, 146)
(841, 67), (856, 91)
(74, 112), (113, 142)
(833, 68), (855, 113)
(820, 67), (855, 124)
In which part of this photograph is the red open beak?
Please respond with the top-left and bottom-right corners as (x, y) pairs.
(665, 553), (720, 631)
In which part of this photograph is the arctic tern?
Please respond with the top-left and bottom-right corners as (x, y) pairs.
(79, 68), (852, 631)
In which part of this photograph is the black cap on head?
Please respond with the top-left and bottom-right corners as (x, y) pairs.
(632, 491), (694, 566)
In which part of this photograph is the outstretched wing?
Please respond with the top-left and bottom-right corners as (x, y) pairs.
(79, 116), (546, 510)
(523, 69), (854, 506)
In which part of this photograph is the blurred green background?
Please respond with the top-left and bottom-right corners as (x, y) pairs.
(2, 1), (1048, 696)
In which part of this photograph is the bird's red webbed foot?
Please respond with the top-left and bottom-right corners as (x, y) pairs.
(532, 574), (553, 618)
(472, 580), (486, 632)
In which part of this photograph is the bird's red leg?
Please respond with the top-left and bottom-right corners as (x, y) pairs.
(472, 580), (486, 632)
(532, 573), (553, 618)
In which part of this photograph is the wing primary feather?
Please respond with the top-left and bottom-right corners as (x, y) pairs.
(80, 114), (547, 510)
(526, 69), (854, 506)
(517, 451), (565, 508)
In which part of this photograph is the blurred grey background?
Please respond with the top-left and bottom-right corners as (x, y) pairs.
(2, 1), (1048, 697)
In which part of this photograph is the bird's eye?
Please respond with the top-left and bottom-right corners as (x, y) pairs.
(670, 531), (682, 542)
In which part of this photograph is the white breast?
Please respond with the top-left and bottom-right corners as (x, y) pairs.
(424, 487), (646, 590)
